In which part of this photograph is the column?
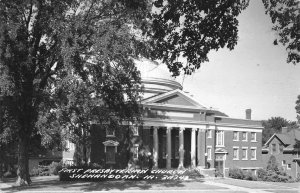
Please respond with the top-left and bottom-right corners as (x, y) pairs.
(153, 126), (158, 169)
(166, 127), (172, 169)
(191, 128), (196, 167)
(197, 128), (206, 168)
(178, 127), (185, 169)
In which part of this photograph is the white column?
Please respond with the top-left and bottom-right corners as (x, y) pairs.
(166, 127), (172, 169)
(153, 127), (158, 169)
(191, 128), (196, 167)
(178, 127), (185, 169)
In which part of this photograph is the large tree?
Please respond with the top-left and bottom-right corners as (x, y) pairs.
(0, 0), (250, 185)
(262, 0), (300, 64)
(0, 0), (148, 185)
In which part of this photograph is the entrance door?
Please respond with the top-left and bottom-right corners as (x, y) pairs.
(215, 154), (225, 175)
(215, 160), (223, 173)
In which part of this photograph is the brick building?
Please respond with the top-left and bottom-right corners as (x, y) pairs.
(262, 127), (300, 179)
(63, 58), (263, 176)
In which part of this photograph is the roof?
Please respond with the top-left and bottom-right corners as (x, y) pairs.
(264, 129), (300, 150)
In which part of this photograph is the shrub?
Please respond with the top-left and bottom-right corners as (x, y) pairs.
(49, 161), (63, 175)
(229, 168), (244, 179)
(257, 168), (291, 182)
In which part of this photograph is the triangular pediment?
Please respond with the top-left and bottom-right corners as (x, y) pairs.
(142, 89), (206, 110)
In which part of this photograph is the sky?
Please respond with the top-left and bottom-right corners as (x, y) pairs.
(179, 0), (300, 121)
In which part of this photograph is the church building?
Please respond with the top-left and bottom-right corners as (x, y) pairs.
(63, 58), (263, 176)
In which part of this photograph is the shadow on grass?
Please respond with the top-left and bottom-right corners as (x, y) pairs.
(2, 176), (205, 192)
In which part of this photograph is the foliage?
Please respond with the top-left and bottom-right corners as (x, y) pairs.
(228, 168), (257, 181)
(266, 155), (279, 172)
(262, 0), (300, 64)
(0, 0), (252, 185)
(0, 0), (149, 185)
(296, 95), (300, 124)
(48, 161), (63, 175)
(150, 0), (250, 76)
(262, 117), (297, 144)
(257, 168), (291, 182)
(257, 156), (292, 182)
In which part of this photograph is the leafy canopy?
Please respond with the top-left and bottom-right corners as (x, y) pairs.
(262, 0), (300, 64)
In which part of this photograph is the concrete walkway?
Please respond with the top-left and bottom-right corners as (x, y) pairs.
(1, 176), (300, 193)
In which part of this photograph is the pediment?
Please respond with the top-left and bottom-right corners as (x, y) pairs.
(103, 140), (119, 146)
(142, 89), (206, 110)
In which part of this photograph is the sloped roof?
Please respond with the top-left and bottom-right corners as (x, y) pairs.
(276, 134), (293, 145)
(265, 129), (300, 149)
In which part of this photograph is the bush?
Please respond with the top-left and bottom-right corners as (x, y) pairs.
(257, 168), (291, 182)
(49, 161), (63, 175)
(229, 168), (244, 179)
(229, 168), (257, 181)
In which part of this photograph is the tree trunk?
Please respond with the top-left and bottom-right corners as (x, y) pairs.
(15, 132), (31, 186)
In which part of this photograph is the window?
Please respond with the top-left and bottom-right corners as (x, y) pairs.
(251, 132), (256, 142)
(66, 140), (75, 151)
(242, 147), (248, 160)
(216, 130), (224, 147)
(272, 144), (277, 154)
(207, 130), (212, 138)
(133, 145), (139, 159)
(106, 146), (116, 163)
(250, 147), (257, 160)
(106, 127), (115, 137)
(132, 125), (139, 136)
(233, 147), (239, 160)
(279, 144), (283, 153)
(242, 132), (248, 141)
(282, 160), (286, 166)
(287, 164), (292, 170)
(233, 131), (239, 141)
(207, 146), (212, 160)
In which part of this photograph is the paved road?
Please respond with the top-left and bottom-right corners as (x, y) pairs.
(1, 176), (299, 193)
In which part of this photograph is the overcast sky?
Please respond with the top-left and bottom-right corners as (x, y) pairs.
(180, 0), (300, 121)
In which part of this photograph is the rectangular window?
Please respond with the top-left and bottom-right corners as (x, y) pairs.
(242, 147), (248, 160)
(133, 145), (139, 159)
(132, 125), (139, 136)
(242, 132), (248, 141)
(251, 132), (256, 142)
(216, 130), (224, 147)
(67, 140), (75, 151)
(279, 144), (283, 153)
(106, 128), (115, 137)
(106, 146), (115, 163)
(282, 160), (286, 166)
(233, 131), (239, 141)
(287, 164), (292, 169)
(233, 147), (239, 160)
(272, 144), (277, 154)
(207, 147), (212, 160)
(250, 148), (257, 160)
(207, 130), (212, 138)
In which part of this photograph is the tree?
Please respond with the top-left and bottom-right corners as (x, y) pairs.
(262, 117), (297, 144)
(0, 0), (148, 185)
(262, 0), (300, 64)
(0, 0), (251, 185)
(150, 0), (250, 76)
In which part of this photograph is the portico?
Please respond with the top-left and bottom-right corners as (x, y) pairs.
(149, 125), (208, 169)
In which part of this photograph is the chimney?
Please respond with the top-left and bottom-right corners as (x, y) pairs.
(281, 127), (288, 134)
(246, 109), (251, 120)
